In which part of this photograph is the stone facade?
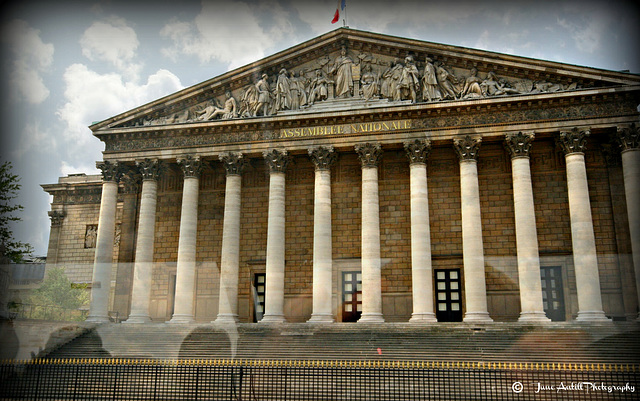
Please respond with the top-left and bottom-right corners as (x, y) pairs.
(42, 28), (640, 324)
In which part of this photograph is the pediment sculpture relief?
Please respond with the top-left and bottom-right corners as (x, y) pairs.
(124, 46), (582, 128)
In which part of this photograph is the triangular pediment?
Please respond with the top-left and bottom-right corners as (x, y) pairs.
(90, 28), (640, 133)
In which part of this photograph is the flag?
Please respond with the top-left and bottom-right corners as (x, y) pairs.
(332, 0), (345, 24)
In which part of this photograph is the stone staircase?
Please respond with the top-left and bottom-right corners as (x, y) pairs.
(39, 322), (640, 364)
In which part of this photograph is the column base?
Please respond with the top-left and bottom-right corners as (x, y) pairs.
(307, 313), (334, 323)
(168, 314), (195, 324)
(409, 313), (438, 323)
(358, 313), (385, 323)
(463, 312), (493, 323)
(123, 314), (152, 324)
(86, 315), (110, 323)
(576, 310), (610, 322)
(214, 314), (239, 324)
(259, 314), (286, 323)
(518, 312), (551, 323)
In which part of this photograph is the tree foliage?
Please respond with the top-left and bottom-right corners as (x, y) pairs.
(0, 161), (33, 262)
(25, 266), (90, 321)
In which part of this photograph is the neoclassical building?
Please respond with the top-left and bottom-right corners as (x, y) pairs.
(42, 28), (640, 324)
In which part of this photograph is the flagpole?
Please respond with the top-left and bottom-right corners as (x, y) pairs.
(343, 1), (348, 27)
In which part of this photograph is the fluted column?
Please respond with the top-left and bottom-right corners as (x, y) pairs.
(125, 159), (163, 324)
(454, 136), (493, 322)
(87, 161), (122, 323)
(215, 153), (246, 323)
(169, 156), (203, 324)
(355, 142), (385, 323)
(557, 128), (608, 321)
(260, 149), (289, 323)
(505, 132), (550, 322)
(405, 139), (437, 323)
(616, 124), (640, 320)
(308, 146), (337, 323)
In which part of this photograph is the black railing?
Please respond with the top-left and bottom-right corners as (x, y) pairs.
(1, 359), (638, 400)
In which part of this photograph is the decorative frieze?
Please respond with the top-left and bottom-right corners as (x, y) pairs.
(557, 127), (590, 155)
(404, 139), (431, 165)
(616, 124), (640, 152)
(453, 136), (481, 161)
(97, 161), (123, 182)
(177, 155), (203, 178)
(308, 146), (337, 171)
(136, 159), (164, 181)
(263, 149), (289, 173)
(220, 152), (246, 176)
(48, 210), (65, 227)
(505, 132), (534, 159)
(355, 142), (383, 168)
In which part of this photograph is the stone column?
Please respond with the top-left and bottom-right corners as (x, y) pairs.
(215, 153), (246, 323)
(616, 124), (640, 320)
(87, 161), (122, 323)
(125, 159), (163, 324)
(454, 136), (493, 323)
(45, 210), (65, 267)
(505, 132), (550, 322)
(404, 139), (437, 323)
(557, 128), (608, 321)
(260, 149), (289, 323)
(308, 146), (337, 323)
(169, 156), (203, 324)
(355, 142), (385, 323)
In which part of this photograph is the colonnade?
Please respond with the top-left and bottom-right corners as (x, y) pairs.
(86, 126), (640, 323)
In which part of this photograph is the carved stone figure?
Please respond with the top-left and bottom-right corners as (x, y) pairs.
(256, 73), (272, 116)
(462, 68), (483, 99)
(239, 83), (259, 117)
(360, 64), (378, 100)
(380, 58), (403, 100)
(275, 68), (292, 111)
(85, 225), (97, 248)
(308, 69), (330, 105)
(330, 46), (354, 98)
(434, 61), (459, 100)
(481, 71), (521, 96)
(196, 91), (237, 121)
(421, 57), (441, 102)
(397, 55), (420, 103)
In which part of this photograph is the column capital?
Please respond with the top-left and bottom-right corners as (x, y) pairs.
(308, 146), (337, 171)
(97, 161), (124, 182)
(177, 155), (204, 178)
(135, 159), (164, 181)
(355, 142), (383, 168)
(557, 127), (590, 155)
(616, 124), (640, 152)
(263, 149), (289, 173)
(453, 136), (481, 161)
(404, 139), (431, 165)
(505, 132), (535, 159)
(48, 210), (65, 227)
(220, 152), (246, 176)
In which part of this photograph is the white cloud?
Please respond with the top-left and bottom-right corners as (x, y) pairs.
(1, 19), (54, 104)
(160, 0), (278, 70)
(13, 122), (57, 160)
(60, 160), (99, 176)
(80, 17), (142, 80)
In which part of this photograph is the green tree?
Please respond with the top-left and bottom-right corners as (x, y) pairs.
(0, 161), (33, 262)
(25, 267), (90, 321)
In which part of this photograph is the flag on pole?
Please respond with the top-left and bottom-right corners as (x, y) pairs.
(331, 0), (346, 24)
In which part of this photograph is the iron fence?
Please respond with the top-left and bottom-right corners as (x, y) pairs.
(0, 359), (637, 400)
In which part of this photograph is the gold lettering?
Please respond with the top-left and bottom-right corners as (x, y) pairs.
(404, 120), (411, 129)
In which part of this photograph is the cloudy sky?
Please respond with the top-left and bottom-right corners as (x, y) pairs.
(1, 0), (639, 257)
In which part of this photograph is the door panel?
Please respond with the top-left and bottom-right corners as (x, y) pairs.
(540, 266), (565, 321)
(342, 271), (362, 322)
(435, 269), (463, 322)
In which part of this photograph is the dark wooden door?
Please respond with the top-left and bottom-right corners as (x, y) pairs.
(435, 269), (463, 322)
(540, 266), (565, 321)
(253, 273), (266, 322)
(342, 271), (362, 322)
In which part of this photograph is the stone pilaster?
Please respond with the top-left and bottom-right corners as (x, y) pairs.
(308, 146), (337, 323)
(260, 149), (289, 323)
(453, 136), (493, 322)
(45, 210), (65, 266)
(216, 153), (246, 323)
(170, 156), (203, 324)
(557, 128), (608, 321)
(125, 159), (163, 324)
(355, 142), (385, 323)
(404, 139), (437, 322)
(87, 161), (122, 323)
(505, 132), (549, 322)
(616, 124), (640, 320)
